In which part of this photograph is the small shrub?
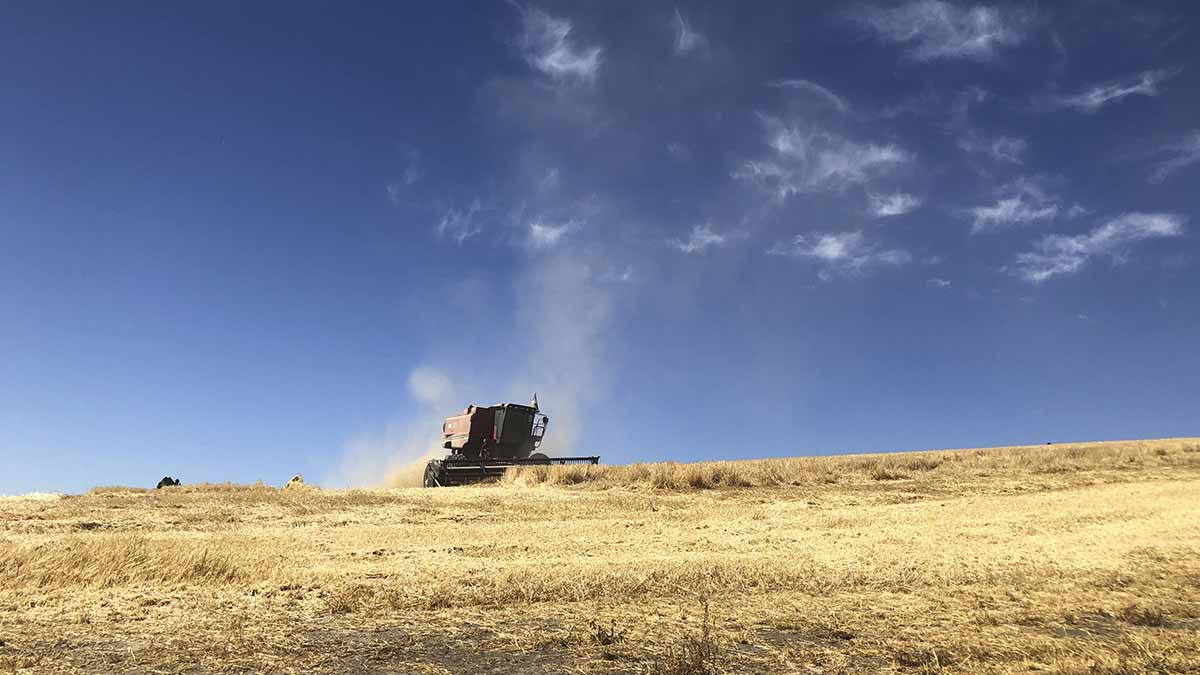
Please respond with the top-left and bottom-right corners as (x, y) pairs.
(643, 601), (719, 675)
(591, 620), (626, 646)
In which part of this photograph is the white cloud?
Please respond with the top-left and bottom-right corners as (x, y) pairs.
(1013, 213), (1185, 283)
(436, 199), (484, 244)
(868, 192), (922, 217)
(1149, 130), (1200, 183)
(769, 230), (911, 278)
(1065, 204), (1090, 219)
(528, 220), (575, 248)
(1047, 69), (1177, 113)
(970, 198), (1056, 232)
(958, 132), (1027, 164)
(852, 1), (1035, 62)
(767, 79), (850, 112)
(927, 278), (952, 287)
(968, 179), (1060, 233)
(672, 9), (707, 55)
(669, 223), (732, 254)
(734, 116), (911, 200)
(517, 6), (602, 83)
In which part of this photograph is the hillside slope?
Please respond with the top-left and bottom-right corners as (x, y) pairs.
(2, 438), (1198, 673)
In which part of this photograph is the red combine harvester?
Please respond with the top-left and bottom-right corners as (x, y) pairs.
(422, 395), (599, 487)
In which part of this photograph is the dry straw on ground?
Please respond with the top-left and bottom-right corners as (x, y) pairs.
(1, 438), (1198, 673)
(500, 438), (1194, 489)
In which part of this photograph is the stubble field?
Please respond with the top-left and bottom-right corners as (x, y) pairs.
(2, 438), (1199, 674)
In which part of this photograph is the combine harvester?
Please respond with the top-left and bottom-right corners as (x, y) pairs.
(422, 395), (599, 487)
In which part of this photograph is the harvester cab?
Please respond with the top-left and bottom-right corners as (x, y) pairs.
(422, 395), (599, 487)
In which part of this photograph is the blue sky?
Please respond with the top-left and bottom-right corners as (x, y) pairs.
(2, 1), (1197, 493)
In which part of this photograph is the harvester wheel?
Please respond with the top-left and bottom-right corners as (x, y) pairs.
(422, 461), (442, 488)
(529, 453), (550, 464)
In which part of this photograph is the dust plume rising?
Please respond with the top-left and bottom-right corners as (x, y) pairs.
(324, 367), (458, 488)
(328, 248), (618, 486)
(381, 446), (445, 488)
(508, 251), (613, 457)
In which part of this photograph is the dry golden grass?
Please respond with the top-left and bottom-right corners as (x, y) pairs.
(1, 437), (1198, 674)
(502, 438), (1200, 490)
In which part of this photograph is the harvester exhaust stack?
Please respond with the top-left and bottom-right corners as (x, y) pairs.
(422, 397), (598, 487)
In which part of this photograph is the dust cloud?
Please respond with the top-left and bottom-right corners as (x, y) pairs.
(328, 249), (617, 487)
(507, 251), (613, 457)
(323, 367), (459, 488)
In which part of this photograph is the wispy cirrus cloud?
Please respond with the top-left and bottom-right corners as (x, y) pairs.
(385, 183), (404, 205)
(767, 79), (850, 112)
(868, 192), (922, 217)
(668, 223), (734, 254)
(599, 265), (634, 283)
(436, 199), (484, 244)
(850, 1), (1036, 62)
(385, 148), (424, 204)
(401, 148), (423, 186)
(1045, 69), (1178, 113)
(958, 132), (1027, 164)
(516, 5), (602, 83)
(1012, 213), (1185, 283)
(1149, 130), (1200, 183)
(666, 142), (690, 161)
(734, 115), (910, 200)
(769, 230), (911, 280)
(528, 219), (575, 249)
(927, 277), (952, 287)
(968, 178), (1060, 233)
(672, 9), (707, 55)
(538, 168), (561, 191)
(1066, 204), (1090, 219)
